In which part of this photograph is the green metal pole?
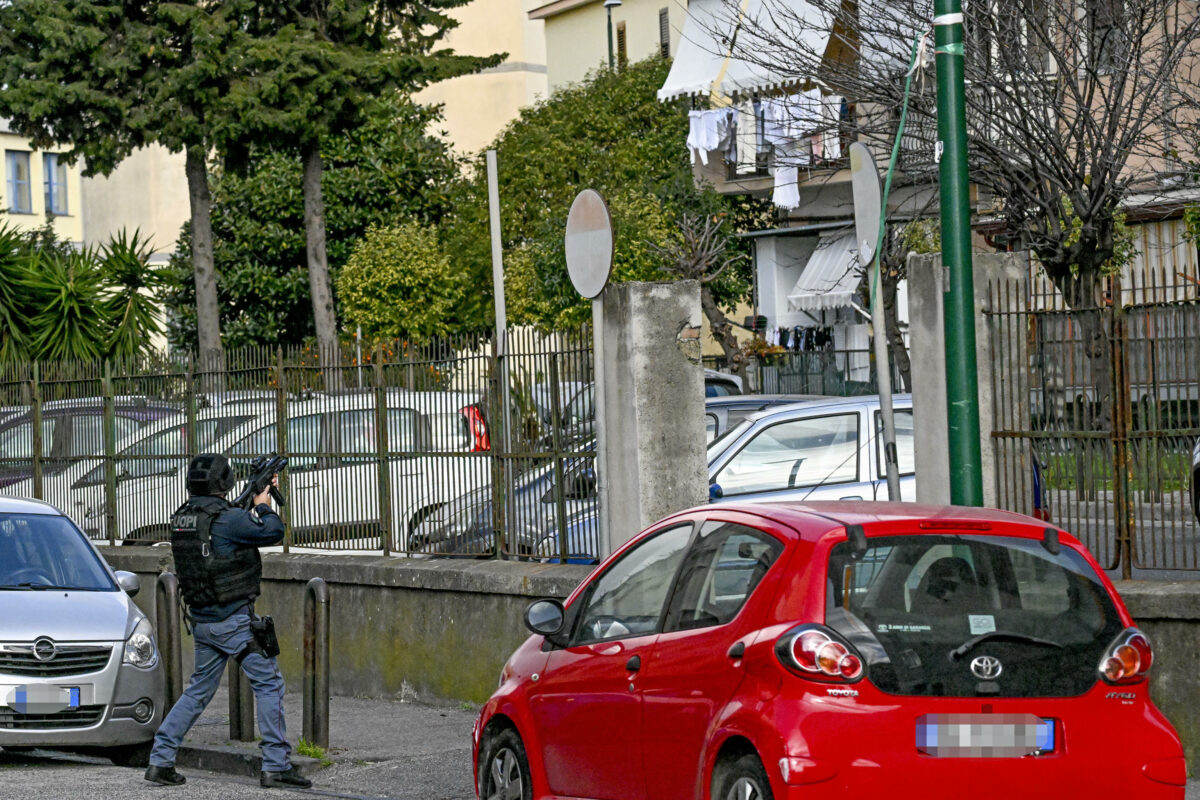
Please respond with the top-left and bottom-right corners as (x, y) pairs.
(607, 6), (615, 71)
(934, 0), (983, 506)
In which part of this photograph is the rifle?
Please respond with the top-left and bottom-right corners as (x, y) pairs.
(233, 454), (288, 509)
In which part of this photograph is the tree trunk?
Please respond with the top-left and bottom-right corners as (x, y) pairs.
(302, 141), (340, 385)
(700, 285), (747, 386)
(882, 265), (912, 392)
(185, 146), (224, 386)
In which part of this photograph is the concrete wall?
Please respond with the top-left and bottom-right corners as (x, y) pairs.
(908, 251), (1026, 510)
(102, 549), (1200, 772)
(598, 281), (708, 555)
(103, 548), (592, 705)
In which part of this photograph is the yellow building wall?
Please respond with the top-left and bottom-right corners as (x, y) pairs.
(540, 0), (684, 90)
(417, 0), (549, 155)
(81, 144), (189, 263)
(0, 130), (84, 245)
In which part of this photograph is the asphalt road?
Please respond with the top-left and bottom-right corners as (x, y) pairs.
(4, 748), (1200, 800)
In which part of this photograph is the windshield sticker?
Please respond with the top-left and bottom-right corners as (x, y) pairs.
(876, 623), (931, 633)
(969, 615), (997, 635)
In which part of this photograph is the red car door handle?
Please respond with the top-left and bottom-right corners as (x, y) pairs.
(626, 655), (641, 672)
(727, 642), (746, 659)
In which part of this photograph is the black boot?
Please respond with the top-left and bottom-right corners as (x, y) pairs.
(143, 765), (186, 786)
(260, 765), (313, 789)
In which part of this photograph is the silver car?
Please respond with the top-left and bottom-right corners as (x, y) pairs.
(0, 497), (164, 765)
(707, 395), (915, 502)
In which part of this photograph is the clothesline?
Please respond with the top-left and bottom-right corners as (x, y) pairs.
(685, 89), (849, 210)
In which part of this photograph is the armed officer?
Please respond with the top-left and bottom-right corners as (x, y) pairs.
(144, 453), (311, 789)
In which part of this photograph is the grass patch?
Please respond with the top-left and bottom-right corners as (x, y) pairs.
(297, 738), (332, 766)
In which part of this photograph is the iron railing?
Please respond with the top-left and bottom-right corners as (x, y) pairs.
(0, 328), (597, 561)
(985, 278), (1200, 575)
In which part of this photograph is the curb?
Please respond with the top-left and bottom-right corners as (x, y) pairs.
(176, 743), (320, 779)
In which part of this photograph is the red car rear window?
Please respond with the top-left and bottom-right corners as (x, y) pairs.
(825, 534), (1122, 698)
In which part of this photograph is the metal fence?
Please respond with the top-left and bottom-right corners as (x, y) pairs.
(985, 278), (1200, 575)
(704, 349), (906, 396)
(0, 327), (597, 561)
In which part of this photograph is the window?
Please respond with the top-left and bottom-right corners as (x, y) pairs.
(705, 414), (718, 443)
(6, 151), (31, 213)
(715, 413), (859, 495)
(230, 415), (322, 472)
(616, 22), (627, 67)
(658, 8), (670, 58)
(574, 523), (693, 644)
(875, 409), (915, 477)
(333, 408), (419, 460)
(0, 513), (116, 591)
(824, 534), (1123, 697)
(43, 153), (68, 215)
(663, 521), (783, 632)
(0, 420), (56, 461)
(73, 417), (252, 489)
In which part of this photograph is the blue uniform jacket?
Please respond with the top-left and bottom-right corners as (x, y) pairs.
(189, 502), (284, 623)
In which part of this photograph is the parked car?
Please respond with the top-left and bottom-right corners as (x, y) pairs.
(4, 390), (492, 548)
(704, 368), (743, 397)
(0, 496), (165, 765)
(707, 395), (915, 503)
(704, 394), (830, 443)
(1192, 438), (1199, 519)
(0, 397), (180, 489)
(476, 501), (1185, 800)
(412, 442), (597, 559)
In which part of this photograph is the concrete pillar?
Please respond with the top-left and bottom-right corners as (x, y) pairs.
(598, 281), (708, 554)
(908, 251), (1027, 509)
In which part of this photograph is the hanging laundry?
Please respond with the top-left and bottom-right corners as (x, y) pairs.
(772, 164), (800, 209)
(821, 95), (844, 161)
(735, 100), (759, 174)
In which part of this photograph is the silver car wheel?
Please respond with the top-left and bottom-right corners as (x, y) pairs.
(486, 746), (523, 800)
(725, 775), (764, 800)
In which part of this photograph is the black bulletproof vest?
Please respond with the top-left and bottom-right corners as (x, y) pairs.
(170, 495), (263, 609)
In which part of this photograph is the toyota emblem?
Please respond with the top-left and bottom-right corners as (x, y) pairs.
(970, 655), (1002, 680)
(32, 638), (56, 662)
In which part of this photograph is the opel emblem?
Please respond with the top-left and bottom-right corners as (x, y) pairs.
(32, 638), (56, 662)
(970, 655), (1002, 680)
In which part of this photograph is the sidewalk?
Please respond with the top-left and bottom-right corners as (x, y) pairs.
(177, 687), (1200, 800)
(178, 686), (478, 799)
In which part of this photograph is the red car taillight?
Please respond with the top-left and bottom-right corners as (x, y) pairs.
(1098, 628), (1154, 684)
(461, 405), (491, 451)
(775, 624), (864, 682)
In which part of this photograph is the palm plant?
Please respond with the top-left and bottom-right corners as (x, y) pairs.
(26, 247), (108, 362)
(100, 229), (164, 360)
(0, 224), (34, 362)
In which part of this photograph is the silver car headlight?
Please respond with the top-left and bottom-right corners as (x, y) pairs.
(124, 616), (159, 669)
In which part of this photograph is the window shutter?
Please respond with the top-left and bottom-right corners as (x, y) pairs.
(659, 8), (670, 58)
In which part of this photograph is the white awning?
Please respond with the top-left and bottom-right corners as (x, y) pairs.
(658, 0), (731, 101)
(787, 233), (863, 311)
(658, 0), (833, 103)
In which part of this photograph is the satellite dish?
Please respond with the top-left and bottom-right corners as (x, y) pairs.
(849, 142), (882, 266)
(565, 189), (614, 299)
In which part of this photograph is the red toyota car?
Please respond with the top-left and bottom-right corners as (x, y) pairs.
(473, 502), (1185, 800)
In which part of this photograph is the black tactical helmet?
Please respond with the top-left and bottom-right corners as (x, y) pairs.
(187, 453), (235, 496)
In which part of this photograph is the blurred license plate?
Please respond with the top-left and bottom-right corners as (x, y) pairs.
(4, 685), (80, 713)
(916, 714), (1055, 757)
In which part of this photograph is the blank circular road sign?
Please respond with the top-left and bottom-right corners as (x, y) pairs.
(565, 189), (614, 299)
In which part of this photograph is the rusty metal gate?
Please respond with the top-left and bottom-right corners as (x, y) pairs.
(986, 278), (1200, 576)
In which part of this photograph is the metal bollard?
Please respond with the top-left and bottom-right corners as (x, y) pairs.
(154, 573), (184, 709)
(302, 577), (330, 749)
(228, 661), (256, 742)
